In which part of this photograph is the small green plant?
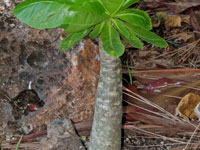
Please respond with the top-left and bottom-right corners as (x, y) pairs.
(13, 0), (168, 149)
(13, 0), (167, 58)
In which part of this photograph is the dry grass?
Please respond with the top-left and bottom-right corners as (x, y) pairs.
(123, 86), (200, 150)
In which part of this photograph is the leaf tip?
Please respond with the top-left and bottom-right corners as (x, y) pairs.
(159, 41), (168, 48)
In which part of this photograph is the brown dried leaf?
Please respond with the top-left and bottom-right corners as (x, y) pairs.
(144, 0), (200, 13)
(176, 32), (194, 42)
(154, 12), (182, 29)
(182, 15), (190, 24)
(163, 0), (200, 13)
(177, 93), (200, 120)
(165, 15), (182, 29)
(156, 12), (169, 20)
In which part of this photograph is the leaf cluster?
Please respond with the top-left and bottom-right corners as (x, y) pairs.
(13, 0), (168, 58)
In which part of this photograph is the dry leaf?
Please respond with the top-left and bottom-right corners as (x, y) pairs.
(152, 12), (168, 27)
(181, 15), (190, 24)
(165, 15), (182, 28)
(155, 13), (182, 29)
(176, 32), (193, 42)
(156, 12), (169, 20)
(164, 0), (200, 13)
(145, 77), (182, 93)
(144, 0), (200, 13)
(152, 19), (161, 28)
(177, 93), (200, 120)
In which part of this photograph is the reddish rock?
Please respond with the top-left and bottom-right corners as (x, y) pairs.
(0, 3), (100, 129)
(25, 39), (100, 126)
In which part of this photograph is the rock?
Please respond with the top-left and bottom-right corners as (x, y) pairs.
(24, 39), (100, 127)
(0, 5), (100, 129)
(41, 118), (86, 150)
(20, 123), (33, 135)
(0, 90), (14, 123)
(0, 90), (16, 138)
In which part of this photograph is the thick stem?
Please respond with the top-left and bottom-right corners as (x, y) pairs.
(88, 40), (122, 150)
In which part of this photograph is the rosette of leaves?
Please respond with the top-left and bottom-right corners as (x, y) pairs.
(13, 0), (168, 58)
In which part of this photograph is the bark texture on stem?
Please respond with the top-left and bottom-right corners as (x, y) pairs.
(88, 40), (122, 150)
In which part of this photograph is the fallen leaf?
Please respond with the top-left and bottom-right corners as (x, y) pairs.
(144, 0), (200, 13)
(177, 93), (200, 120)
(152, 12), (168, 27)
(144, 77), (183, 93)
(154, 12), (182, 29)
(156, 12), (169, 20)
(163, 0), (200, 13)
(182, 15), (190, 24)
(176, 32), (194, 42)
(165, 15), (182, 29)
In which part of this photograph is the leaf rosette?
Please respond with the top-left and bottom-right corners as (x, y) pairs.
(13, 0), (168, 58)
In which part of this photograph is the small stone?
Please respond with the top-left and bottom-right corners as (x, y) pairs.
(21, 123), (33, 135)
(127, 135), (131, 139)
(0, 91), (14, 123)
(125, 138), (130, 143)
(41, 118), (86, 150)
(0, 5), (5, 11)
(9, 23), (15, 27)
(160, 141), (164, 145)
(167, 146), (172, 149)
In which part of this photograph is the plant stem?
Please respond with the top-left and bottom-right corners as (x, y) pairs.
(88, 39), (122, 150)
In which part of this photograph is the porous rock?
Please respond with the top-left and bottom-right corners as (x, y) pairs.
(0, 4), (100, 129)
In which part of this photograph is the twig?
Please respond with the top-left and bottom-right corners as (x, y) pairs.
(10, 130), (47, 144)
(122, 68), (200, 74)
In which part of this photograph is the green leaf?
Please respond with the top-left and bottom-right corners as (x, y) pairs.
(122, 33), (143, 48)
(68, 5), (82, 11)
(100, 22), (125, 58)
(115, 9), (152, 30)
(121, 0), (139, 10)
(60, 28), (92, 50)
(13, 0), (75, 29)
(112, 19), (142, 48)
(100, 0), (124, 16)
(89, 22), (105, 39)
(70, 0), (106, 14)
(82, 1), (107, 15)
(112, 19), (130, 38)
(65, 1), (109, 33)
(126, 23), (168, 47)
